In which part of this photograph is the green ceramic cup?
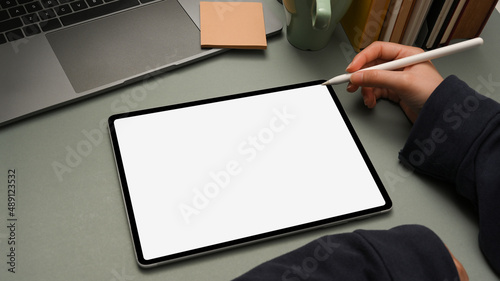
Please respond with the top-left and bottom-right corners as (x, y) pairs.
(283, 0), (353, 51)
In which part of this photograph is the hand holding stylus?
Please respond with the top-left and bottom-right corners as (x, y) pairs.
(335, 39), (483, 122)
(323, 38), (483, 85)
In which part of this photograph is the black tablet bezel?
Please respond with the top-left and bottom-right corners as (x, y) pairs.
(108, 80), (392, 267)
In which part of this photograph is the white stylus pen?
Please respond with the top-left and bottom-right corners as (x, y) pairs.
(322, 37), (484, 86)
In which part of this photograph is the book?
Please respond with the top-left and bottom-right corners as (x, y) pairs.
(379, 0), (403, 42)
(430, 0), (462, 49)
(444, 0), (498, 45)
(389, 0), (416, 43)
(341, 0), (392, 52)
(416, 0), (445, 48)
(439, 0), (468, 45)
(425, 0), (460, 49)
(400, 0), (433, 46)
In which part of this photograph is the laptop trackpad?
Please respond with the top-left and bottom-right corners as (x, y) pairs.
(47, 0), (205, 93)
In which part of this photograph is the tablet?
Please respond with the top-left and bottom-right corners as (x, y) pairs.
(108, 80), (392, 267)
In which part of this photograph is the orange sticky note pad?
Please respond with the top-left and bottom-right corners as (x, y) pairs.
(200, 2), (267, 49)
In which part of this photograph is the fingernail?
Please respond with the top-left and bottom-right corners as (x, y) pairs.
(345, 62), (353, 71)
(346, 83), (354, 92)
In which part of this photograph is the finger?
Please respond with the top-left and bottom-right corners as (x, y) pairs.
(363, 92), (377, 108)
(372, 87), (401, 104)
(445, 245), (469, 281)
(350, 69), (410, 93)
(360, 86), (399, 108)
(346, 42), (424, 73)
(361, 88), (379, 108)
(346, 82), (359, 93)
(348, 42), (423, 71)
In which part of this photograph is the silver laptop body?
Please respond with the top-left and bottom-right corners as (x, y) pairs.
(0, 0), (282, 126)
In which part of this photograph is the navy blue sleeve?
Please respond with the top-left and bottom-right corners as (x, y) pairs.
(232, 225), (459, 281)
(399, 75), (500, 274)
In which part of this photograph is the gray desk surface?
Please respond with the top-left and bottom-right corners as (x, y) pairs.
(1, 1), (500, 280)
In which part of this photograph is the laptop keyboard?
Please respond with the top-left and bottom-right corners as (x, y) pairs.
(0, 0), (156, 45)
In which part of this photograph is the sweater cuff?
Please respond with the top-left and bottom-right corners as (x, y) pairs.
(399, 75), (499, 185)
(355, 225), (459, 280)
(233, 225), (459, 281)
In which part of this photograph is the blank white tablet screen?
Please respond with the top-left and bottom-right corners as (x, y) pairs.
(113, 84), (386, 261)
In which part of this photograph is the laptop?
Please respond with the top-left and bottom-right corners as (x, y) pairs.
(108, 81), (392, 267)
(0, 0), (282, 126)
